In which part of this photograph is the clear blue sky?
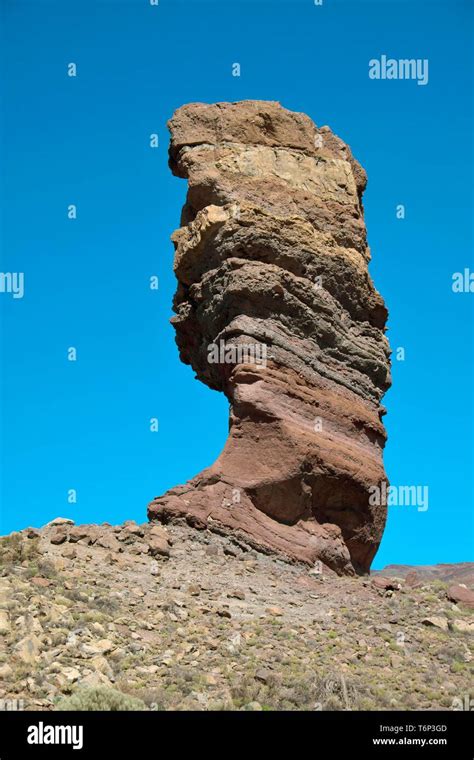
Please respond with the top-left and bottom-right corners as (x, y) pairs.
(0, 0), (472, 568)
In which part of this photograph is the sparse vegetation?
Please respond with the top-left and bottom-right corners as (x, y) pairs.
(56, 686), (147, 711)
(0, 522), (472, 712)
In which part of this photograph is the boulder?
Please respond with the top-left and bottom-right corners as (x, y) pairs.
(447, 584), (474, 609)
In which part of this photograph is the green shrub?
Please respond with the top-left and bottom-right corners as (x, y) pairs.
(0, 534), (40, 568)
(55, 686), (147, 711)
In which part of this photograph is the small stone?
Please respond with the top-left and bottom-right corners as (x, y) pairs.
(90, 656), (114, 679)
(452, 619), (474, 634)
(50, 526), (68, 545)
(266, 606), (283, 617)
(422, 616), (449, 631)
(227, 632), (241, 652)
(88, 623), (104, 636)
(149, 525), (170, 541)
(243, 701), (263, 711)
(79, 671), (112, 688)
(188, 584), (201, 596)
(123, 522), (144, 537)
(61, 666), (81, 683)
(0, 663), (13, 679)
(68, 526), (93, 543)
(47, 517), (75, 527)
(82, 639), (114, 656)
(0, 611), (10, 635)
(255, 669), (272, 684)
(227, 589), (246, 600)
(30, 577), (52, 588)
(95, 534), (122, 552)
(24, 527), (41, 539)
(390, 654), (403, 668)
(15, 635), (42, 664)
(128, 541), (149, 555)
(148, 536), (170, 558)
(372, 577), (401, 591)
(62, 545), (77, 560)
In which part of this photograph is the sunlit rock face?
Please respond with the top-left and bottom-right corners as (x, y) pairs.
(148, 101), (391, 575)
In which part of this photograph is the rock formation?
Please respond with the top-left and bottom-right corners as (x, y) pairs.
(148, 101), (391, 575)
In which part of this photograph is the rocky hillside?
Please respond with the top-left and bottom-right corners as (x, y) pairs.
(374, 563), (474, 586)
(0, 519), (472, 711)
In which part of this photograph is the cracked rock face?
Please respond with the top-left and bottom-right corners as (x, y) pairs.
(148, 101), (391, 576)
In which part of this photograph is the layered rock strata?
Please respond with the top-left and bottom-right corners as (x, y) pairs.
(148, 101), (391, 575)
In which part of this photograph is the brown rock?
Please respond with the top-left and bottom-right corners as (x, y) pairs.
(266, 606), (284, 617)
(47, 517), (74, 527)
(255, 669), (273, 684)
(0, 663), (13, 679)
(390, 654), (403, 668)
(95, 534), (122, 553)
(24, 527), (41, 539)
(452, 619), (474, 634)
(227, 589), (246, 600)
(30, 577), (52, 588)
(62, 545), (77, 560)
(422, 616), (449, 631)
(404, 571), (420, 588)
(149, 525), (171, 542)
(68, 526), (93, 543)
(123, 521), (145, 536)
(372, 577), (401, 591)
(447, 584), (474, 609)
(50, 526), (68, 545)
(82, 639), (114, 656)
(148, 536), (170, 558)
(0, 611), (10, 635)
(14, 634), (42, 664)
(128, 541), (149, 555)
(148, 101), (391, 575)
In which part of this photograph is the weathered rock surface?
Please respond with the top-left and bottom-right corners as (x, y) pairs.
(148, 101), (391, 575)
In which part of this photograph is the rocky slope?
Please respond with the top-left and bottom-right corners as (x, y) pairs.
(374, 564), (474, 587)
(148, 101), (391, 576)
(1, 520), (472, 711)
